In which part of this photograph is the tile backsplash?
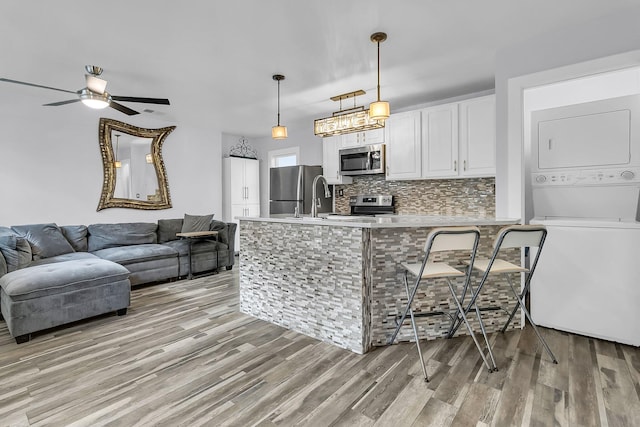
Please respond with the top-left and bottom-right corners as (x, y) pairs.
(335, 175), (495, 217)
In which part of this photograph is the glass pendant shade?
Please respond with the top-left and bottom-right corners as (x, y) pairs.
(272, 74), (287, 140)
(369, 100), (390, 121)
(272, 125), (288, 139)
(369, 32), (390, 121)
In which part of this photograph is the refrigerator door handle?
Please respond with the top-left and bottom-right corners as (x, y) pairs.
(297, 167), (303, 203)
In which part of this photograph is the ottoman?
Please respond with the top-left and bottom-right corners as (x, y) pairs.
(0, 258), (131, 343)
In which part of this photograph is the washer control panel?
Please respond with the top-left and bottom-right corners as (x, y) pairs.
(532, 167), (640, 186)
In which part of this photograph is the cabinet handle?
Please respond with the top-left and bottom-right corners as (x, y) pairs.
(386, 165), (389, 175)
(246, 187), (249, 199)
(454, 160), (457, 172)
(463, 160), (467, 171)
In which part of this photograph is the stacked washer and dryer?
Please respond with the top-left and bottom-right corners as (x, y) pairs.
(529, 94), (640, 347)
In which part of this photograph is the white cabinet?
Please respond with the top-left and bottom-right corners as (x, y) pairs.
(341, 128), (385, 147)
(384, 110), (422, 180)
(223, 157), (260, 251)
(322, 136), (352, 185)
(458, 94), (496, 177)
(421, 103), (459, 178)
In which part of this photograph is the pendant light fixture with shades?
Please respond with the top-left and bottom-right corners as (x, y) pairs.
(272, 74), (287, 139)
(369, 32), (390, 121)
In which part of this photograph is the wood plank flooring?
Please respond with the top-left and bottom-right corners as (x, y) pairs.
(0, 268), (639, 426)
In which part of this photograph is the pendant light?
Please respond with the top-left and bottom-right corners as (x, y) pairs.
(369, 32), (390, 121)
(272, 74), (288, 139)
(114, 133), (122, 168)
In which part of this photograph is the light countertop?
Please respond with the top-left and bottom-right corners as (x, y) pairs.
(237, 214), (519, 229)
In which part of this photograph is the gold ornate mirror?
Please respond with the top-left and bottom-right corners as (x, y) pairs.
(97, 118), (175, 211)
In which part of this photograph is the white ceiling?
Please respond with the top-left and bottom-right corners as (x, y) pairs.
(1, 0), (638, 138)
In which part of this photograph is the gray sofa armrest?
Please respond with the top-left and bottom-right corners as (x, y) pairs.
(226, 222), (237, 256)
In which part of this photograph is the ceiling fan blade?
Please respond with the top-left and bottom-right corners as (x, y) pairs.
(85, 75), (107, 94)
(0, 78), (77, 94)
(110, 101), (140, 116)
(43, 99), (81, 106)
(111, 95), (170, 105)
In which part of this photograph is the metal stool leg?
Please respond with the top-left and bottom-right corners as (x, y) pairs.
(389, 271), (421, 345)
(445, 278), (494, 372)
(403, 272), (429, 381)
(504, 275), (558, 363)
(467, 283), (498, 371)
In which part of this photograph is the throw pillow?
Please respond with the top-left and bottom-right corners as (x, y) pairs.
(11, 223), (75, 260)
(181, 213), (214, 233)
(61, 225), (88, 252)
(157, 218), (183, 243)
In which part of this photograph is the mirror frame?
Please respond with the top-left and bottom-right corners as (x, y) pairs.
(97, 118), (176, 211)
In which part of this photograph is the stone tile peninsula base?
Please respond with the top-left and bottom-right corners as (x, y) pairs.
(239, 216), (520, 354)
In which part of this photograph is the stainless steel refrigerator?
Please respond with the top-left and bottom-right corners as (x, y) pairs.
(269, 165), (333, 215)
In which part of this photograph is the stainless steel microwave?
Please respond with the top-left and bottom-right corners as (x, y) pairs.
(339, 144), (385, 176)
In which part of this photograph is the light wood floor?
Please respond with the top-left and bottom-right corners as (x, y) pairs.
(0, 268), (639, 427)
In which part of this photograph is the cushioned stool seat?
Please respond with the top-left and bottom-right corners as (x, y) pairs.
(0, 258), (131, 343)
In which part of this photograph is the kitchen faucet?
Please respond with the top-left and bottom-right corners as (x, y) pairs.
(311, 175), (331, 218)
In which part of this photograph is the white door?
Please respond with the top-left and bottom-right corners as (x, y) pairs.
(244, 159), (260, 205)
(228, 157), (245, 205)
(385, 110), (421, 180)
(421, 103), (458, 178)
(459, 95), (496, 177)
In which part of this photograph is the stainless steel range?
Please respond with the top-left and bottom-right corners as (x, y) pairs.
(349, 194), (394, 215)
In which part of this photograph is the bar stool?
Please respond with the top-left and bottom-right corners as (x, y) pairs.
(449, 225), (558, 366)
(388, 226), (496, 381)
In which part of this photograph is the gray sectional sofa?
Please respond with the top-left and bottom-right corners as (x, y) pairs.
(0, 218), (236, 343)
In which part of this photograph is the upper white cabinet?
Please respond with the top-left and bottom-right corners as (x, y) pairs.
(384, 110), (422, 180)
(458, 94), (496, 177)
(322, 136), (352, 185)
(341, 128), (385, 147)
(385, 94), (496, 181)
(421, 103), (459, 178)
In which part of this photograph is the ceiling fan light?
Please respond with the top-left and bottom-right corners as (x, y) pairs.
(369, 100), (390, 121)
(79, 89), (111, 109)
(272, 125), (288, 139)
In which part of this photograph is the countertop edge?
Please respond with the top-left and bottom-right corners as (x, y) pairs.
(236, 216), (520, 228)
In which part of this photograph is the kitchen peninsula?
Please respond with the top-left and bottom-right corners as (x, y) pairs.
(238, 215), (519, 354)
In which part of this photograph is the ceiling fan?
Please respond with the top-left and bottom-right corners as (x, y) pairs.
(0, 65), (170, 116)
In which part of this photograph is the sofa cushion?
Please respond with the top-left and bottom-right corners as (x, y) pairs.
(88, 223), (158, 252)
(181, 214), (214, 233)
(91, 243), (177, 265)
(157, 218), (183, 243)
(0, 258), (129, 302)
(0, 228), (18, 273)
(30, 252), (98, 267)
(0, 250), (6, 277)
(61, 225), (88, 252)
(210, 220), (229, 245)
(11, 223), (75, 260)
(15, 238), (32, 269)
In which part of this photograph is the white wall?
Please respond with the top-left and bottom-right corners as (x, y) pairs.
(0, 103), (222, 226)
(494, 6), (640, 219)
